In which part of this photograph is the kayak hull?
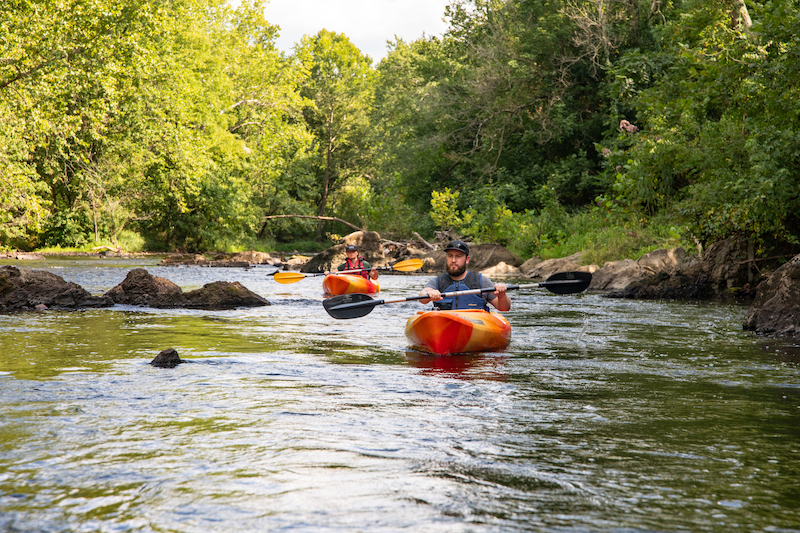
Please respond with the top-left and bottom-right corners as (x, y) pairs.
(404, 310), (511, 355)
(322, 274), (380, 295)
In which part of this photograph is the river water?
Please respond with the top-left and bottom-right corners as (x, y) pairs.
(1, 256), (798, 532)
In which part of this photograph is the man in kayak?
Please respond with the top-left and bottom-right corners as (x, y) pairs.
(334, 244), (379, 280)
(417, 240), (510, 311)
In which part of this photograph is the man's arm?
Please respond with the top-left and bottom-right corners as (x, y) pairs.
(418, 279), (440, 304)
(489, 284), (511, 311)
(483, 278), (511, 311)
(363, 261), (379, 280)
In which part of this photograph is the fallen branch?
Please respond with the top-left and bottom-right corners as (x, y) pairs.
(413, 232), (436, 250)
(261, 215), (363, 232)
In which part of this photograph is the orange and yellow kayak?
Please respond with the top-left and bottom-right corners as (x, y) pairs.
(322, 274), (380, 296)
(404, 309), (511, 355)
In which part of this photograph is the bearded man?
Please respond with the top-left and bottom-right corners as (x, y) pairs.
(417, 240), (510, 311)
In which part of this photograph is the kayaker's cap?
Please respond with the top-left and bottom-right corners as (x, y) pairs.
(345, 244), (358, 252)
(444, 240), (470, 256)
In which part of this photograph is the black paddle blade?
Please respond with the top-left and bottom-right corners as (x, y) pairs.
(540, 271), (593, 294)
(323, 293), (381, 319)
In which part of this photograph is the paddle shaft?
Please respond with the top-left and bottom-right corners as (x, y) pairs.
(329, 282), (574, 312)
(331, 258), (422, 276)
(308, 266), (381, 277)
(322, 270), (593, 319)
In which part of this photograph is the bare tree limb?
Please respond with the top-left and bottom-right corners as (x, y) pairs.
(261, 214), (363, 232)
(412, 232), (436, 250)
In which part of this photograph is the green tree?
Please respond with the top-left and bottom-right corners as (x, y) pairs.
(294, 30), (376, 240)
(604, 0), (800, 249)
(0, 0), (312, 251)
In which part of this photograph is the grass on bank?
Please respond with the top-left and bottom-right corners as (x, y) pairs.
(500, 208), (698, 266)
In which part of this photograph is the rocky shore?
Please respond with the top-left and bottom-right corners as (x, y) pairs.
(2, 231), (798, 339)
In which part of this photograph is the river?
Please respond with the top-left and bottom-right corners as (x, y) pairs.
(1, 256), (798, 532)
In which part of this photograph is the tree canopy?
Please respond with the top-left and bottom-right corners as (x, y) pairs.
(2, 0), (798, 260)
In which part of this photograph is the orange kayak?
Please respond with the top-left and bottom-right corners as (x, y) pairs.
(404, 309), (511, 355)
(322, 274), (380, 295)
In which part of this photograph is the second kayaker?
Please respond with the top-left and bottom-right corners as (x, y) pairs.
(332, 244), (379, 280)
(417, 240), (510, 311)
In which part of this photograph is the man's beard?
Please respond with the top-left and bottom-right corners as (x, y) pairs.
(446, 262), (467, 277)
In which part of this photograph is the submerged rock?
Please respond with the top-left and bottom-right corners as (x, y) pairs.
(743, 255), (800, 339)
(0, 265), (113, 310)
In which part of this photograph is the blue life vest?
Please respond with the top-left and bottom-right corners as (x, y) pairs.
(434, 271), (489, 311)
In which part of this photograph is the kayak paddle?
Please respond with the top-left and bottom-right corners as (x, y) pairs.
(274, 257), (423, 284)
(323, 270), (592, 319)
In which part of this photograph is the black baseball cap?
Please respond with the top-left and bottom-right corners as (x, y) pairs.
(444, 240), (470, 256)
(345, 244), (358, 252)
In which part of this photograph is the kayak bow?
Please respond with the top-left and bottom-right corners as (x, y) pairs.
(322, 274), (380, 295)
(405, 309), (511, 355)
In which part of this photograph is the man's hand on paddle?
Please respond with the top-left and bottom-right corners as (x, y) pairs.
(418, 287), (442, 304)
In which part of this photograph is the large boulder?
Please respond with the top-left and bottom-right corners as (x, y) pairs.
(590, 248), (686, 291)
(105, 268), (188, 308)
(638, 247), (686, 272)
(519, 256), (542, 275)
(467, 244), (520, 271)
(480, 261), (522, 278)
(607, 239), (760, 299)
(590, 259), (650, 291)
(523, 252), (598, 279)
(0, 265), (113, 310)
(743, 255), (800, 339)
(105, 268), (270, 309)
(283, 255), (312, 271)
(184, 281), (270, 309)
(301, 231), (386, 272)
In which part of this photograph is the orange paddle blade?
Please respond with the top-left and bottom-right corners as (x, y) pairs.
(390, 258), (423, 272)
(273, 271), (309, 284)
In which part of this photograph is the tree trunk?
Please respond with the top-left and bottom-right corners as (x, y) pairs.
(316, 120), (336, 241)
(731, 0), (752, 30)
(316, 167), (331, 240)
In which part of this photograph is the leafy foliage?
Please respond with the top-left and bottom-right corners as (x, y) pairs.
(2, 0), (799, 261)
(293, 30), (376, 239)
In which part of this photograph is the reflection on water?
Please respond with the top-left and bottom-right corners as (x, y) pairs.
(405, 350), (509, 381)
(1, 257), (799, 532)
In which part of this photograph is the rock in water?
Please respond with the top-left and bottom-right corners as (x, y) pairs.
(0, 265), (113, 310)
(743, 255), (800, 339)
(184, 281), (271, 309)
(104, 268), (188, 308)
(150, 348), (183, 368)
